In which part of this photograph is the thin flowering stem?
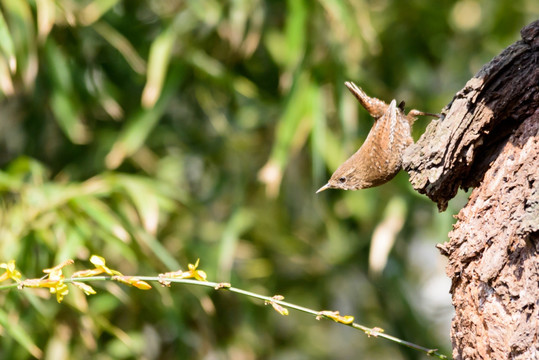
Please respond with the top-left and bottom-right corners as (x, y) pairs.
(60, 276), (448, 359)
(0, 258), (449, 359)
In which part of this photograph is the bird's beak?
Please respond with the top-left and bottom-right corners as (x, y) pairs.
(316, 183), (331, 194)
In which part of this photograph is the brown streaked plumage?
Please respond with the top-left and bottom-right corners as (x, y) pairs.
(317, 82), (439, 193)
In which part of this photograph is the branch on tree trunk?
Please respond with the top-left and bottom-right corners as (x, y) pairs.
(403, 20), (539, 212)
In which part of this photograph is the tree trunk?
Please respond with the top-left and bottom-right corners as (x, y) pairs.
(402, 20), (539, 359)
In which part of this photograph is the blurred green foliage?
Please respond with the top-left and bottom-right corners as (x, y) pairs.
(0, 0), (537, 359)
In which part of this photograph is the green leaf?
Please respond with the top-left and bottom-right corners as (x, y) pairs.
(50, 90), (90, 144)
(93, 21), (146, 74)
(70, 196), (130, 243)
(0, 308), (43, 358)
(78, 0), (121, 26)
(0, 10), (16, 65)
(141, 23), (176, 109)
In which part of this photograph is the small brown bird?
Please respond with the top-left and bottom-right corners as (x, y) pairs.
(317, 82), (438, 193)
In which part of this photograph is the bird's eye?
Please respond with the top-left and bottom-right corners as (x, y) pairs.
(338, 177), (346, 183)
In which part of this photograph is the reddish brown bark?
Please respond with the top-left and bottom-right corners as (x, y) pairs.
(403, 20), (539, 359)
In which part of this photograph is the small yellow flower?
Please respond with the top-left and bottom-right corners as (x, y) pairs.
(21, 259), (74, 303)
(317, 310), (354, 324)
(50, 282), (69, 303)
(130, 278), (151, 290)
(159, 259), (208, 284)
(0, 260), (22, 283)
(112, 275), (151, 290)
(89, 255), (121, 276)
(71, 268), (103, 277)
(187, 259), (207, 281)
(72, 282), (97, 295)
(43, 259), (74, 276)
(72, 255), (122, 278)
(265, 295), (289, 316)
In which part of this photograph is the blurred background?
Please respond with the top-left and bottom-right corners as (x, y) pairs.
(0, 1), (537, 359)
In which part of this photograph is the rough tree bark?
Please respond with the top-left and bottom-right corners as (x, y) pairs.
(402, 20), (539, 360)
